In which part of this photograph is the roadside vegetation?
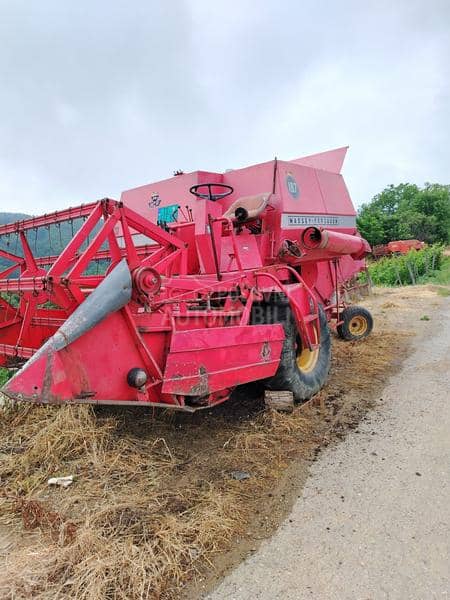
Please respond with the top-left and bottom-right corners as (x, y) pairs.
(424, 253), (450, 288)
(357, 181), (449, 291)
(363, 245), (449, 287)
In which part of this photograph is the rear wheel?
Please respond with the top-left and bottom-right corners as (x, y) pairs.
(264, 301), (331, 402)
(337, 306), (373, 341)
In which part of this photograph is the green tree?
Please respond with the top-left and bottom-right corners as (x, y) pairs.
(357, 183), (450, 246)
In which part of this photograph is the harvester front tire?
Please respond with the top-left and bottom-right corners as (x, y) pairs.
(266, 304), (331, 402)
(336, 306), (373, 341)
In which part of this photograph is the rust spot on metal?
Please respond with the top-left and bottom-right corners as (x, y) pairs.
(188, 365), (209, 396)
(261, 341), (271, 361)
(42, 350), (57, 404)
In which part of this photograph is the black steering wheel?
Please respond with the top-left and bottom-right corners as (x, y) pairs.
(189, 183), (234, 202)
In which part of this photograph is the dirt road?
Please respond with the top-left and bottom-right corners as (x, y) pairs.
(208, 296), (450, 599)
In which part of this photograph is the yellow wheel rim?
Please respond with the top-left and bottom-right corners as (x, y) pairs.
(296, 326), (319, 373)
(349, 315), (368, 337)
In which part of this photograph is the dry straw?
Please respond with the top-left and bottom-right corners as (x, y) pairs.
(0, 331), (408, 599)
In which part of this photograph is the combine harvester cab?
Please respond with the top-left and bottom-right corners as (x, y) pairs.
(1, 147), (372, 411)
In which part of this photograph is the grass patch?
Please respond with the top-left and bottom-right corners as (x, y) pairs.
(420, 255), (450, 286)
(436, 287), (450, 297)
(0, 367), (10, 387)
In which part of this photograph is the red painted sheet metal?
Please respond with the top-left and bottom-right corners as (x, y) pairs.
(162, 324), (285, 395)
(3, 311), (147, 404)
(290, 146), (348, 174)
(387, 240), (425, 253)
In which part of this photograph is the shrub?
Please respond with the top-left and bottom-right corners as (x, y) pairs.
(366, 244), (444, 286)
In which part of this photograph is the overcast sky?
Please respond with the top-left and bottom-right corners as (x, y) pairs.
(0, 0), (448, 215)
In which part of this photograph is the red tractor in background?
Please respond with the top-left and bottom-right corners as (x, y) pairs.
(372, 239), (426, 258)
(0, 146), (373, 411)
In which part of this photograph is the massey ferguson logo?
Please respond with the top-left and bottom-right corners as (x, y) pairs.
(281, 214), (357, 229)
(286, 172), (299, 198)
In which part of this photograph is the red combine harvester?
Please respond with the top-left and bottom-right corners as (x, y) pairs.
(0, 147), (372, 411)
(372, 239), (426, 258)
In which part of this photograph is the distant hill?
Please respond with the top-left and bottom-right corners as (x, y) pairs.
(0, 212), (79, 271)
(0, 212), (104, 275)
(0, 212), (31, 225)
(0, 213), (31, 272)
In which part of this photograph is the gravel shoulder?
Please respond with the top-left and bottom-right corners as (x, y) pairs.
(208, 293), (450, 600)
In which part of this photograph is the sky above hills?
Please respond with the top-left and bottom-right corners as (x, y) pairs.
(0, 0), (449, 215)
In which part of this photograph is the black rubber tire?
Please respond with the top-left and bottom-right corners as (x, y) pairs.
(264, 303), (331, 402)
(336, 305), (373, 341)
